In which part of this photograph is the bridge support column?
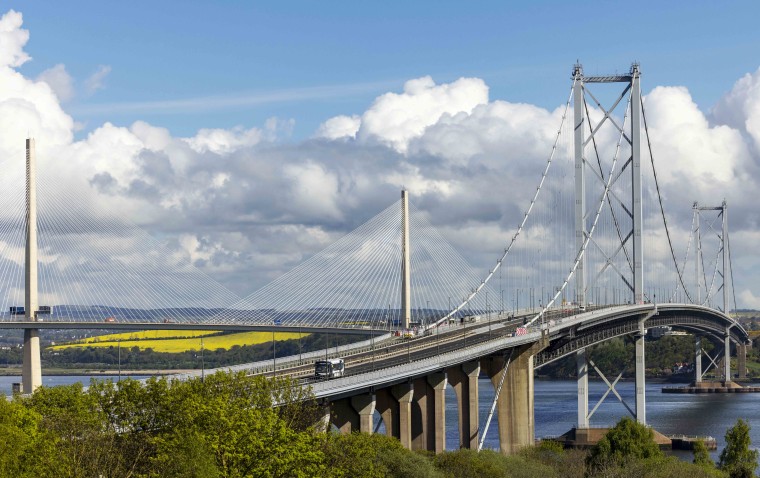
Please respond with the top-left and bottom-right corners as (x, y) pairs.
(738, 342), (747, 380)
(724, 333), (732, 384)
(22, 330), (41, 394)
(429, 372), (447, 453)
(577, 349), (589, 429)
(635, 325), (646, 425)
(392, 383), (414, 449)
(319, 401), (332, 432)
(376, 387), (396, 438)
(695, 336), (702, 384)
(483, 343), (539, 455)
(353, 394), (376, 433)
(332, 398), (357, 434)
(411, 373), (446, 452)
(448, 361), (480, 449)
(332, 393), (376, 434)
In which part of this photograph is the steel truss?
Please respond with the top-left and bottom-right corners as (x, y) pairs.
(574, 63), (643, 307)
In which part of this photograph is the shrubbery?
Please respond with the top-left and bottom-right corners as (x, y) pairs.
(0, 372), (753, 477)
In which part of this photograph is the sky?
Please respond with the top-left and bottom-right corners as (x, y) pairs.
(3, 2), (760, 308)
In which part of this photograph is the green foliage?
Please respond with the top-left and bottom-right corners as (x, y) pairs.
(719, 419), (759, 478)
(590, 455), (728, 478)
(380, 446), (443, 478)
(520, 441), (593, 478)
(587, 417), (663, 470)
(0, 398), (51, 477)
(433, 449), (509, 478)
(0, 372), (753, 477)
(322, 432), (444, 478)
(694, 439), (715, 469)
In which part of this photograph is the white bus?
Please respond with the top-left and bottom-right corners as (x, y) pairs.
(315, 359), (345, 379)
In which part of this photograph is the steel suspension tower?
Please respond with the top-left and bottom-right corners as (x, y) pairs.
(573, 63), (646, 425)
(573, 63), (644, 306)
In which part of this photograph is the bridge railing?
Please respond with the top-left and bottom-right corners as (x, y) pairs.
(309, 329), (544, 398)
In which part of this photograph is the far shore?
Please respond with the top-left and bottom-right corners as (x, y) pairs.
(0, 367), (198, 377)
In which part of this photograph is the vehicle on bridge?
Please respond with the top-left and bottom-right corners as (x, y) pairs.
(315, 359), (345, 379)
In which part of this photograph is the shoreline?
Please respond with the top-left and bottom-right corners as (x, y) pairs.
(0, 368), (197, 377)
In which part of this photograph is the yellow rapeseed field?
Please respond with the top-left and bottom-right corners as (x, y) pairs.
(79, 330), (217, 344)
(50, 331), (310, 353)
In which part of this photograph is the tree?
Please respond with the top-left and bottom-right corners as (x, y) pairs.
(0, 398), (52, 477)
(587, 416), (663, 470)
(693, 439), (714, 469)
(719, 419), (758, 478)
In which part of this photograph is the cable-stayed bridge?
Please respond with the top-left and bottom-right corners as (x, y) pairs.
(2, 63), (750, 454)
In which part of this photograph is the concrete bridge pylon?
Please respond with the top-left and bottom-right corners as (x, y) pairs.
(22, 138), (42, 394)
(401, 189), (411, 329)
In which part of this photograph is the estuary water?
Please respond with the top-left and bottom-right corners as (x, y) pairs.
(2, 376), (757, 458)
(470, 379), (760, 457)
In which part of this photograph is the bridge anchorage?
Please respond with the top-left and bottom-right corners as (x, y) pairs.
(7, 62), (751, 456)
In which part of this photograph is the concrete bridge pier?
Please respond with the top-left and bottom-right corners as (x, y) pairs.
(724, 332), (732, 384)
(576, 348), (589, 429)
(319, 400), (332, 432)
(411, 373), (447, 453)
(738, 342), (748, 380)
(695, 336), (702, 383)
(376, 383), (415, 447)
(635, 321), (646, 424)
(483, 343), (540, 455)
(447, 361), (480, 449)
(332, 393), (376, 434)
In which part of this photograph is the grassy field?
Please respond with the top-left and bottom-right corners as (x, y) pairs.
(50, 330), (310, 353)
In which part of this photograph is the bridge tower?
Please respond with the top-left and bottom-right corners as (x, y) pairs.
(573, 63), (647, 425)
(692, 201), (734, 383)
(692, 201), (731, 313)
(401, 189), (411, 329)
(573, 63), (644, 307)
(22, 138), (42, 393)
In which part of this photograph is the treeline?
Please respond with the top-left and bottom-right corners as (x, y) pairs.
(1, 371), (755, 477)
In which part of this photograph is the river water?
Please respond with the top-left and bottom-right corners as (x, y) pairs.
(2, 376), (757, 458)
(471, 379), (760, 458)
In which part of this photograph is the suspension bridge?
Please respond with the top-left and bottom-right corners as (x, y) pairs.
(2, 63), (750, 454)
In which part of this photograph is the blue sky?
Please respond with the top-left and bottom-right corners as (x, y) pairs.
(9, 0), (760, 139)
(4, 2), (760, 306)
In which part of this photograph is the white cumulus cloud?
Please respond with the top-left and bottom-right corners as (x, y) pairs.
(0, 10), (30, 68)
(314, 114), (360, 140)
(36, 64), (75, 102)
(4, 8), (760, 306)
(316, 76), (489, 153)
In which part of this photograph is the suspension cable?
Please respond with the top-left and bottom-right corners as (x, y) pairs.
(640, 94), (693, 303)
(434, 78), (577, 327)
(525, 92), (631, 327)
